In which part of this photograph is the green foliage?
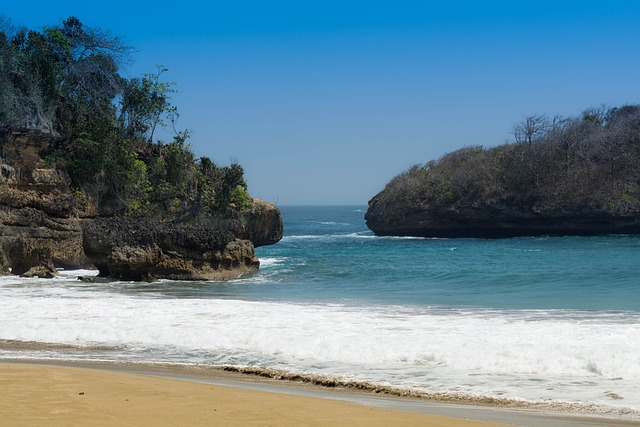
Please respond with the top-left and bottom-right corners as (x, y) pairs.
(128, 153), (151, 192)
(119, 65), (178, 142)
(608, 192), (635, 214)
(1, 16), (128, 132)
(126, 199), (147, 217)
(164, 133), (195, 190)
(216, 163), (248, 211)
(42, 148), (67, 169)
(230, 185), (253, 209)
(0, 16), (252, 217)
(443, 190), (456, 202)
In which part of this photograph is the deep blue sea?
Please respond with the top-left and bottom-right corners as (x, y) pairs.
(1, 205), (639, 415)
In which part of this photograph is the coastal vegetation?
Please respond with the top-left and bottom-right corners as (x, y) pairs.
(0, 16), (250, 217)
(367, 105), (640, 237)
(0, 15), (282, 280)
(378, 106), (640, 214)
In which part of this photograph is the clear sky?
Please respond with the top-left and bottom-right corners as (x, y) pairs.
(2, 1), (640, 205)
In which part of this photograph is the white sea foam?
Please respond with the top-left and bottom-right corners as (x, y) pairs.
(1, 274), (639, 413)
(57, 269), (99, 278)
(282, 235), (327, 240)
(258, 257), (287, 268)
(282, 232), (380, 241)
(311, 221), (351, 226)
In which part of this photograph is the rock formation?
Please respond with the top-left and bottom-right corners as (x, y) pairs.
(1, 18), (283, 279)
(365, 197), (640, 238)
(82, 202), (283, 281)
(366, 105), (640, 239)
(0, 127), (93, 276)
(0, 127), (283, 279)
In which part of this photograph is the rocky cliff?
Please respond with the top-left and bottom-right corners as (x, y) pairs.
(82, 201), (283, 281)
(0, 127), (283, 279)
(366, 105), (640, 238)
(365, 196), (640, 238)
(0, 128), (94, 277)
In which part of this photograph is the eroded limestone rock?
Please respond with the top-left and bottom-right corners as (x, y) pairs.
(1, 127), (283, 280)
(81, 205), (279, 281)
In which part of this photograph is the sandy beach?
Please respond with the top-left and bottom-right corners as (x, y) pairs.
(2, 362), (639, 427)
(1, 363), (508, 427)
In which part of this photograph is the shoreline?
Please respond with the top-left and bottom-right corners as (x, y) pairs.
(2, 358), (639, 427)
(2, 339), (638, 419)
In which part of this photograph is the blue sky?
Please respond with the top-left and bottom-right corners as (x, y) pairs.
(3, 1), (640, 204)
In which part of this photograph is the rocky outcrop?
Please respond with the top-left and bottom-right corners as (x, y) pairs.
(1, 128), (93, 276)
(366, 196), (640, 238)
(237, 199), (284, 247)
(0, 127), (58, 169)
(1, 127), (283, 279)
(82, 201), (282, 281)
(0, 208), (89, 274)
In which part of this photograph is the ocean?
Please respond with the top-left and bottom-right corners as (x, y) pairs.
(1, 205), (639, 416)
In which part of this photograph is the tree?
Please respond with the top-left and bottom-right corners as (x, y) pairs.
(119, 65), (178, 142)
(513, 114), (549, 146)
(1, 16), (250, 216)
(0, 23), (17, 124)
(54, 17), (130, 138)
(0, 16), (130, 134)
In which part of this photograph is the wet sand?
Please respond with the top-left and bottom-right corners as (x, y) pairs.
(2, 361), (639, 427)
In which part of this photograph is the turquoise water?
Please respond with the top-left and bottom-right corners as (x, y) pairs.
(244, 205), (640, 311)
(1, 205), (639, 414)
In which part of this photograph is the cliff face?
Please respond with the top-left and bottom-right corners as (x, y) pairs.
(82, 201), (282, 281)
(366, 194), (640, 238)
(0, 128), (94, 276)
(0, 127), (283, 279)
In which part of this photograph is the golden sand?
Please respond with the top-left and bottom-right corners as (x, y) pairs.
(0, 363), (509, 427)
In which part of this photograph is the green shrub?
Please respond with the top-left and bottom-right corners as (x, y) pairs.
(1, 17), (252, 218)
(230, 185), (253, 209)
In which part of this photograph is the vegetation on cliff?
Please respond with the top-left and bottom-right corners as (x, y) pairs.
(378, 105), (640, 214)
(0, 16), (250, 217)
(368, 105), (640, 236)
